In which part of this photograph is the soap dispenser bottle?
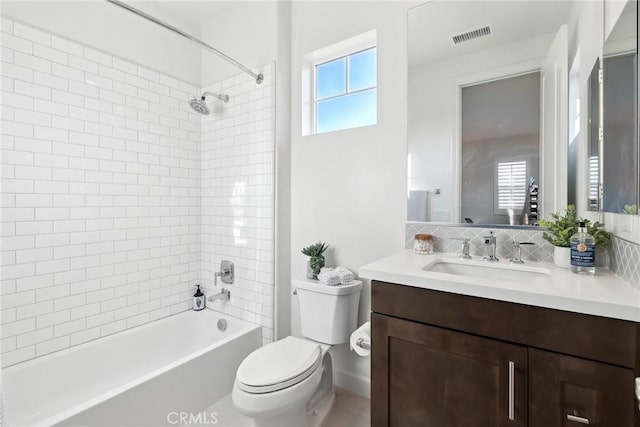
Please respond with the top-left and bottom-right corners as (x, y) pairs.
(193, 285), (205, 311)
(570, 221), (596, 275)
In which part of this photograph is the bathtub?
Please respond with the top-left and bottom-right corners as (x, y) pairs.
(3, 309), (261, 426)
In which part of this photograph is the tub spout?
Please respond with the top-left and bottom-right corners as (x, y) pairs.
(208, 288), (230, 303)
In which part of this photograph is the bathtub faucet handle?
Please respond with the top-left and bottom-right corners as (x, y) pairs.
(208, 288), (231, 303)
(215, 260), (234, 285)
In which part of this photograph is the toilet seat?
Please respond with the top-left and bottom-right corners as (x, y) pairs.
(236, 336), (322, 394)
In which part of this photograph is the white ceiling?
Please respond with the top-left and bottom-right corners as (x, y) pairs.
(408, 0), (575, 67)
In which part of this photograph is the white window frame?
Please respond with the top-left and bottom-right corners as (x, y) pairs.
(493, 157), (530, 216)
(312, 46), (377, 134)
(301, 30), (377, 136)
(588, 155), (599, 209)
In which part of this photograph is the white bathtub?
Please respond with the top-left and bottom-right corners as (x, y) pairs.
(3, 309), (261, 426)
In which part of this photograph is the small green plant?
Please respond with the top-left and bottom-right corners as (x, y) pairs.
(538, 205), (611, 248)
(623, 204), (638, 214)
(301, 241), (328, 279)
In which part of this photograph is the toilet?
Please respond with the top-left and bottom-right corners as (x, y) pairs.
(232, 279), (363, 427)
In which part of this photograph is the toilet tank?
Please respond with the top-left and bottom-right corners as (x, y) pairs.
(293, 279), (363, 345)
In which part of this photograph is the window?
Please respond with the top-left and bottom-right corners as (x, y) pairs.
(495, 160), (528, 213)
(588, 156), (599, 209)
(301, 31), (377, 136)
(314, 47), (377, 134)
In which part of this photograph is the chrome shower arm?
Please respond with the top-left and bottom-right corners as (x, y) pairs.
(202, 92), (229, 103)
(105, 0), (264, 85)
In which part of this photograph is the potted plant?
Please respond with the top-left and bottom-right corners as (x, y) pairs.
(538, 205), (611, 268)
(301, 241), (328, 279)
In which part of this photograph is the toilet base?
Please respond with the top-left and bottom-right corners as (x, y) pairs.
(251, 387), (334, 427)
(307, 386), (335, 427)
(234, 352), (336, 427)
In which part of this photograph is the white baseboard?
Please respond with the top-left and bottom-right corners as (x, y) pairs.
(333, 367), (370, 399)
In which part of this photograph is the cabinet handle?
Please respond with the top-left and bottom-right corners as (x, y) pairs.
(567, 414), (590, 424)
(508, 361), (514, 421)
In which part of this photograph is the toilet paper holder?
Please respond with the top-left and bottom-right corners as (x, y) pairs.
(356, 337), (370, 350)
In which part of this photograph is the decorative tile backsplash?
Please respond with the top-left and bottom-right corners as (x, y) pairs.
(406, 223), (639, 289)
(609, 236), (640, 291)
(405, 223), (555, 263)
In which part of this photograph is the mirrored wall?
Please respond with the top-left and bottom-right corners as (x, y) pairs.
(407, 0), (573, 226)
(602, 0), (638, 215)
(408, 0), (640, 227)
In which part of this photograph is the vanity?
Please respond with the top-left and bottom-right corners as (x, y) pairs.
(360, 251), (640, 427)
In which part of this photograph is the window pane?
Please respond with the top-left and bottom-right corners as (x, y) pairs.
(348, 48), (377, 92)
(497, 161), (527, 210)
(316, 58), (346, 100)
(316, 89), (377, 134)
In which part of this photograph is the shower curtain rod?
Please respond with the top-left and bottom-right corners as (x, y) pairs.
(105, 0), (264, 85)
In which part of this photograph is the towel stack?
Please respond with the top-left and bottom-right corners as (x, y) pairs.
(318, 266), (356, 286)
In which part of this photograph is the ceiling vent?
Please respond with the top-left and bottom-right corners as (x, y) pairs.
(452, 26), (492, 45)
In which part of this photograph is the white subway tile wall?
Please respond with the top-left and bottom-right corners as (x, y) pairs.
(200, 64), (276, 345)
(0, 18), (275, 366)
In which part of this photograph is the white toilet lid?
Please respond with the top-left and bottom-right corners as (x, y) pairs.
(236, 336), (322, 393)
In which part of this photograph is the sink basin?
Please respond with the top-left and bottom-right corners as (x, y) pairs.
(423, 259), (551, 282)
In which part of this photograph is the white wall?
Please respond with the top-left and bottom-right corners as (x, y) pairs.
(0, 1), (202, 86)
(199, 63), (276, 345)
(1, 17), (202, 366)
(200, 2), (279, 87)
(290, 1), (410, 396)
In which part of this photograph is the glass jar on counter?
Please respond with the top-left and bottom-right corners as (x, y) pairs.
(413, 234), (434, 255)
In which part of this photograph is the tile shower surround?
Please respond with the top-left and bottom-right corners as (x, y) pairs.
(406, 223), (640, 290)
(199, 64), (276, 345)
(0, 17), (275, 366)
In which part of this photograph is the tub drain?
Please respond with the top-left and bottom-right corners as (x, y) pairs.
(217, 318), (228, 332)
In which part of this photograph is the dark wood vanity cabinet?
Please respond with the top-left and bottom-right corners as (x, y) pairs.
(371, 281), (640, 427)
(528, 349), (635, 427)
(373, 313), (527, 427)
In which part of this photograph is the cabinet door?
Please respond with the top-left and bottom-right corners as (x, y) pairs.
(372, 313), (527, 427)
(529, 348), (635, 427)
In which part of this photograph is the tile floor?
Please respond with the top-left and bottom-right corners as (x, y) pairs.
(200, 387), (370, 427)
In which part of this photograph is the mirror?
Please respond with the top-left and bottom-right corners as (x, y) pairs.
(461, 72), (541, 225)
(587, 60), (601, 211)
(602, 0), (638, 214)
(407, 1), (574, 225)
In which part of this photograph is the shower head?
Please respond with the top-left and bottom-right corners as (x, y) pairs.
(188, 91), (229, 115)
(189, 98), (210, 115)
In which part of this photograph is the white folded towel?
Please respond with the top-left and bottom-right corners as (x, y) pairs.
(318, 266), (356, 286)
(318, 267), (340, 285)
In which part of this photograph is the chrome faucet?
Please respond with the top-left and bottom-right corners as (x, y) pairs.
(452, 237), (472, 259)
(510, 241), (536, 264)
(482, 231), (499, 262)
(208, 288), (230, 303)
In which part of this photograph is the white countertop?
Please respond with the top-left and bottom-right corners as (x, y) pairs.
(359, 250), (640, 322)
